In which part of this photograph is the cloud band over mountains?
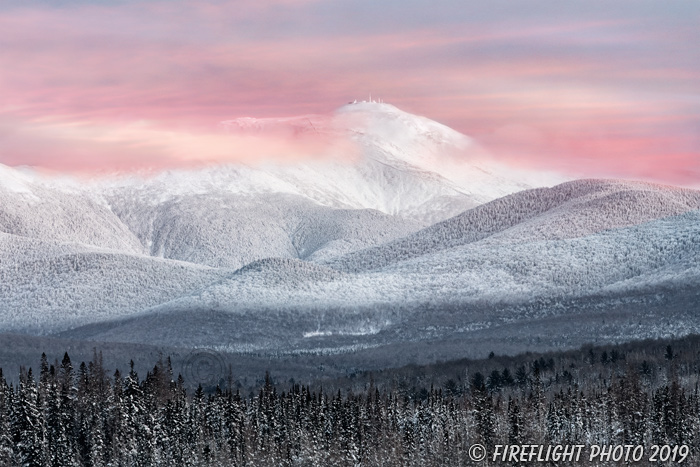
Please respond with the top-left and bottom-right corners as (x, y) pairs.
(0, 0), (698, 185)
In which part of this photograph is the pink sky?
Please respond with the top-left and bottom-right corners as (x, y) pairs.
(0, 0), (698, 186)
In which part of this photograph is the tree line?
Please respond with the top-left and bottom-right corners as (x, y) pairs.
(1, 337), (699, 466)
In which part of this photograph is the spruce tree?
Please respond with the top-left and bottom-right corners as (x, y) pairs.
(0, 370), (15, 465)
(507, 397), (523, 444)
(14, 369), (46, 467)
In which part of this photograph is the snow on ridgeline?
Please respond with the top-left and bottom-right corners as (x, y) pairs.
(0, 165), (145, 253)
(0, 101), (553, 270)
(0, 233), (226, 333)
(232, 257), (346, 284)
(0, 164), (36, 195)
(326, 179), (700, 273)
(140, 207), (700, 324)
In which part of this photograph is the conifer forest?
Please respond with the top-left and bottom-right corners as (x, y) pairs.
(1, 337), (699, 466)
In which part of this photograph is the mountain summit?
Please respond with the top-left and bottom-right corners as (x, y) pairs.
(215, 101), (559, 223)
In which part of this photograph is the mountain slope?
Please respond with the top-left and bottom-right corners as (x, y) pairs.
(0, 103), (554, 270)
(140, 207), (700, 315)
(104, 191), (421, 269)
(326, 179), (700, 272)
(62, 209), (700, 350)
(0, 232), (225, 333)
(0, 166), (144, 253)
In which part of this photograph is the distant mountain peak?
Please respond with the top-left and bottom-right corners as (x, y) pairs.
(218, 102), (561, 209)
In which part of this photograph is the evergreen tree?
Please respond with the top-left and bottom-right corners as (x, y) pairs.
(2, 338), (700, 466)
(0, 370), (15, 465)
(57, 352), (77, 463)
(507, 397), (523, 444)
(514, 366), (528, 387)
(46, 378), (74, 467)
(472, 384), (496, 446)
(14, 369), (46, 467)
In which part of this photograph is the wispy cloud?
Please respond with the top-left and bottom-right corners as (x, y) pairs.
(0, 0), (698, 185)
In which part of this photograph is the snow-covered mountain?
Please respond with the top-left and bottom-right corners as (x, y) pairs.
(56, 206), (700, 351)
(119, 181), (700, 325)
(1, 103), (699, 357)
(326, 179), (700, 272)
(104, 191), (421, 269)
(216, 102), (553, 223)
(0, 233), (225, 333)
(1, 102), (548, 269)
(0, 165), (144, 253)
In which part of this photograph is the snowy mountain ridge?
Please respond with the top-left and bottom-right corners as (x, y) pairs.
(327, 179), (700, 272)
(0, 102), (554, 270)
(0, 103), (699, 354)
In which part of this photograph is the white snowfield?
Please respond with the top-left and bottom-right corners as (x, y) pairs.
(0, 103), (698, 337)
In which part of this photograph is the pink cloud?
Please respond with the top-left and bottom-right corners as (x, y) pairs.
(0, 114), (360, 173)
(477, 112), (700, 186)
(0, 1), (697, 186)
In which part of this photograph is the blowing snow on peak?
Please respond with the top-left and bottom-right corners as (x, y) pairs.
(216, 102), (563, 222)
